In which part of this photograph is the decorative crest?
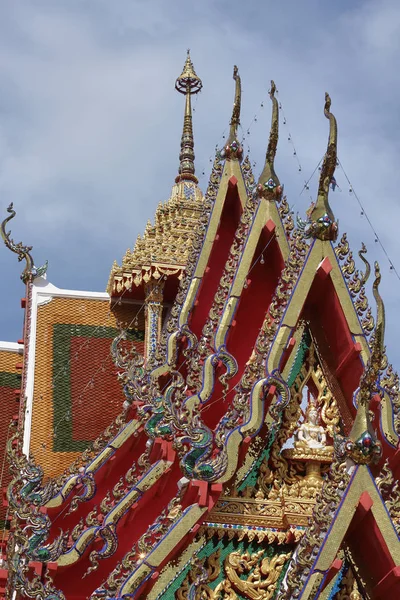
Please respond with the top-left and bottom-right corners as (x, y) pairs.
(255, 80), (282, 200)
(175, 50), (202, 184)
(1, 203), (48, 283)
(298, 92), (338, 240)
(220, 66), (243, 161)
(335, 262), (384, 466)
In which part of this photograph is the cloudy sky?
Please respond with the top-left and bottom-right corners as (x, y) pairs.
(0, 0), (400, 365)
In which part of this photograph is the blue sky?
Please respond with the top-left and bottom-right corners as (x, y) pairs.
(0, 0), (400, 366)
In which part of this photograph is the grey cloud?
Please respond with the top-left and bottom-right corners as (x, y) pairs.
(0, 0), (399, 368)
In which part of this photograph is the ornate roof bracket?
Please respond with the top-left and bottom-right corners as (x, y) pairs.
(1, 202), (48, 283)
(220, 66), (243, 161)
(175, 50), (202, 184)
(255, 80), (282, 201)
(298, 93), (338, 241)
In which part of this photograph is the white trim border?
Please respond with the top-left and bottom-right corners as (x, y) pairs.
(22, 277), (110, 455)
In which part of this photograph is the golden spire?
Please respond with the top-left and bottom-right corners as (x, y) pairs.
(256, 81), (282, 200)
(306, 93), (338, 240)
(221, 66), (243, 161)
(175, 50), (202, 184)
(336, 262), (384, 466)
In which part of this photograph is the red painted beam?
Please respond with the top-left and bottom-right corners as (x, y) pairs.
(319, 558), (343, 592)
(336, 342), (362, 378)
(266, 219), (276, 234)
(389, 442), (400, 471)
(347, 491), (373, 537)
(228, 175), (238, 188)
(316, 256), (333, 279)
(265, 385), (277, 406)
(374, 565), (400, 599)
(150, 438), (176, 463)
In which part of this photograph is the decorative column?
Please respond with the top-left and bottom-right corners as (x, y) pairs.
(144, 280), (165, 364)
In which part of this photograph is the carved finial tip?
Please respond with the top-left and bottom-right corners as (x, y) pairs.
(324, 92), (331, 112)
(233, 65), (238, 78)
(270, 80), (276, 97)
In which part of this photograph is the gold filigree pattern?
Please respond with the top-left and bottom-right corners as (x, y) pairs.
(108, 180), (204, 294)
(335, 235), (376, 337)
(176, 548), (290, 600)
(278, 461), (350, 600)
(95, 495), (184, 598)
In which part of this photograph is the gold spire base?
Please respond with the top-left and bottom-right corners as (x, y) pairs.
(175, 172), (198, 184)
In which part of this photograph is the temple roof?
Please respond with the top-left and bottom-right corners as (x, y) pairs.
(2, 59), (400, 600)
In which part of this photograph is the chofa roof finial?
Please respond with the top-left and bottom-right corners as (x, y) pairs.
(335, 262), (384, 466)
(298, 92), (338, 241)
(220, 66), (243, 162)
(175, 50), (202, 184)
(255, 80), (282, 201)
(1, 203), (48, 283)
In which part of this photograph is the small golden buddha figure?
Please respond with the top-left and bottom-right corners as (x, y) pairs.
(294, 403), (327, 451)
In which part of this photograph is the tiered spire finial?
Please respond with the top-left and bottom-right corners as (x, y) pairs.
(299, 93), (338, 240)
(255, 80), (282, 200)
(220, 66), (243, 161)
(175, 50), (202, 184)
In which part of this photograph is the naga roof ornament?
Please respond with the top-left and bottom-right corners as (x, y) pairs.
(220, 65), (243, 161)
(298, 92), (338, 240)
(335, 261), (385, 466)
(255, 80), (283, 201)
(175, 49), (202, 184)
(1, 202), (48, 283)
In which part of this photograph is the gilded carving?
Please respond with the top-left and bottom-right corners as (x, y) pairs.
(176, 548), (290, 600)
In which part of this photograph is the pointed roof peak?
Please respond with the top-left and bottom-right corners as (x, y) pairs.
(300, 92), (339, 241)
(175, 51), (202, 185)
(220, 66), (243, 161)
(255, 79), (282, 201)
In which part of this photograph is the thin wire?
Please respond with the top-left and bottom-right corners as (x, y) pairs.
(338, 159), (400, 282)
(239, 87), (318, 212)
(299, 157), (323, 196)
(50, 307), (115, 387)
(49, 275), (140, 392)
(247, 232), (278, 276)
